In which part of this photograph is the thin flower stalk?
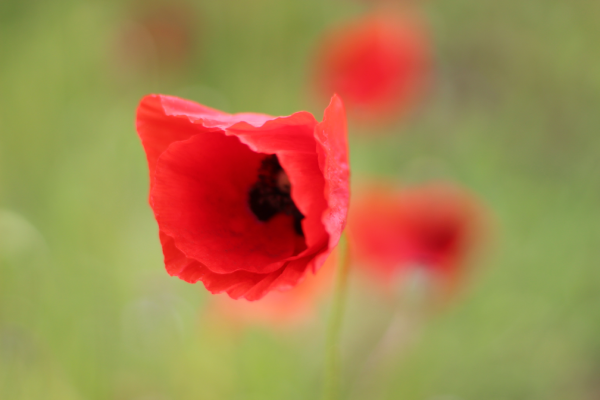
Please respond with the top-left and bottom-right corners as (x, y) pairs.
(322, 233), (351, 400)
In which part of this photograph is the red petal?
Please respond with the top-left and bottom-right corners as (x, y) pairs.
(160, 231), (308, 301)
(152, 131), (298, 275)
(136, 94), (277, 184)
(136, 95), (226, 181)
(314, 94), (350, 270)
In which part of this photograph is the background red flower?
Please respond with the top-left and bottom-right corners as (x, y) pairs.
(348, 182), (487, 290)
(136, 94), (349, 301)
(313, 10), (431, 124)
(207, 248), (337, 329)
(111, 1), (198, 78)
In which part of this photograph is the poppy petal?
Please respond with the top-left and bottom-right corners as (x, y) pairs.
(314, 94), (350, 269)
(152, 132), (297, 275)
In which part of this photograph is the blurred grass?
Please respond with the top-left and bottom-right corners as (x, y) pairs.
(1, 0), (600, 399)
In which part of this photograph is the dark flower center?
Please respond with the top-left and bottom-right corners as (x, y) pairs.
(248, 155), (305, 236)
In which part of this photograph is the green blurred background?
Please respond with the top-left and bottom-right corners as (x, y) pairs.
(1, 0), (600, 399)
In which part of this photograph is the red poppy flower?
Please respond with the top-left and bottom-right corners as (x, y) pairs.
(136, 94), (349, 301)
(313, 11), (431, 124)
(348, 183), (486, 288)
(113, 1), (197, 76)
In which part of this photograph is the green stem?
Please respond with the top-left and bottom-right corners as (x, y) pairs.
(322, 233), (351, 400)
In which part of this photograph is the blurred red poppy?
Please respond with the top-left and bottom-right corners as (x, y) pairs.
(138, 2), (196, 69)
(136, 94), (349, 301)
(313, 11), (431, 124)
(112, 1), (197, 76)
(348, 183), (486, 289)
(208, 248), (337, 329)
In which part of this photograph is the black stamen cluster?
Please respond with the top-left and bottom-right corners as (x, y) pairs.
(248, 155), (305, 236)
